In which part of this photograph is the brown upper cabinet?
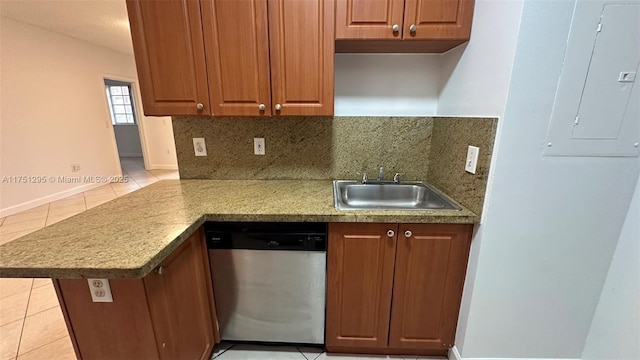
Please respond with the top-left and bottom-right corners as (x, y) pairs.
(127, 0), (335, 117)
(126, 0), (211, 116)
(335, 0), (475, 53)
(326, 222), (473, 355)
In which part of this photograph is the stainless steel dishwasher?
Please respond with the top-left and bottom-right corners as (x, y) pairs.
(205, 222), (326, 345)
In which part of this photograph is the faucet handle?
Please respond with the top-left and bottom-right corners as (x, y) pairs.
(393, 173), (403, 183)
(357, 172), (368, 184)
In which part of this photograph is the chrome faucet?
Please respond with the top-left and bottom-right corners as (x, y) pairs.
(393, 173), (402, 184)
(378, 167), (384, 181)
(361, 172), (368, 184)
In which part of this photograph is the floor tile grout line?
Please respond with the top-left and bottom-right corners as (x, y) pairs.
(14, 279), (34, 359)
(23, 298), (59, 319)
(213, 344), (235, 359)
(296, 347), (310, 360)
(1, 212), (48, 227)
(14, 333), (68, 359)
(82, 190), (88, 211)
(44, 203), (51, 229)
(0, 225), (45, 238)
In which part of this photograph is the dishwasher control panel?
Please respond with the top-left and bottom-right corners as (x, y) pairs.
(204, 222), (327, 251)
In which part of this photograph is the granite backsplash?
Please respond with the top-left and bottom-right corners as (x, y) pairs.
(172, 116), (497, 216)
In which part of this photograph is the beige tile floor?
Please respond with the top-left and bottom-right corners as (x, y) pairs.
(0, 158), (178, 360)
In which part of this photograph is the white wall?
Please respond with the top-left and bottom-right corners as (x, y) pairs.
(139, 115), (178, 170)
(582, 175), (640, 360)
(442, 0), (640, 358)
(335, 54), (440, 116)
(114, 125), (143, 157)
(0, 17), (177, 216)
(435, 0), (525, 355)
(438, 0), (524, 117)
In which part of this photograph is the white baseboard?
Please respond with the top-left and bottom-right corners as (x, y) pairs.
(448, 346), (579, 360)
(0, 182), (104, 218)
(449, 346), (463, 360)
(148, 164), (178, 170)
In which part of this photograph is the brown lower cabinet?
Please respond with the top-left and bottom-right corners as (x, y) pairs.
(54, 227), (219, 360)
(326, 222), (473, 356)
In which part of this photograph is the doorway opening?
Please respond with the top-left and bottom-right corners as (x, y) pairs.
(104, 78), (145, 170)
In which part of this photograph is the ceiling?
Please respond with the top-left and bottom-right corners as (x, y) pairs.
(1, 0), (134, 55)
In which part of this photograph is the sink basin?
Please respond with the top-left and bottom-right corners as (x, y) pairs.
(333, 180), (461, 211)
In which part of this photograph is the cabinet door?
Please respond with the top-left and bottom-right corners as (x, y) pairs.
(268, 0), (335, 116)
(55, 279), (160, 360)
(389, 224), (472, 350)
(201, 0), (272, 116)
(326, 223), (397, 350)
(403, 0), (474, 40)
(144, 229), (216, 360)
(335, 0), (405, 39)
(126, 0), (210, 116)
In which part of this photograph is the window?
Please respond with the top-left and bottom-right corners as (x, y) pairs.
(104, 79), (137, 125)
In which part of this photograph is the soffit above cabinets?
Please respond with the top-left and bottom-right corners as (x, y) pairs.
(544, 0), (639, 157)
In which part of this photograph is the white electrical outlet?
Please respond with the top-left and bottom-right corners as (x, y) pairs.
(87, 279), (113, 302)
(254, 138), (265, 155)
(465, 146), (479, 174)
(193, 138), (207, 156)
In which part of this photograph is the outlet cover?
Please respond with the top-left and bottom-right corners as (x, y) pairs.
(254, 138), (265, 155)
(465, 146), (480, 174)
(87, 279), (113, 302)
(193, 138), (207, 156)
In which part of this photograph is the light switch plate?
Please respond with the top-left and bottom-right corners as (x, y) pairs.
(87, 279), (113, 302)
(618, 71), (636, 82)
(254, 138), (265, 155)
(193, 138), (207, 156)
(465, 146), (480, 174)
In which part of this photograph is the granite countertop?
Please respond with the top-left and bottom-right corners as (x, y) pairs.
(0, 180), (477, 279)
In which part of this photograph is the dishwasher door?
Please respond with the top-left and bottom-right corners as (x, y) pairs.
(209, 249), (326, 344)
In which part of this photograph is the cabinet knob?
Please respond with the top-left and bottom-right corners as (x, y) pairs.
(196, 103), (204, 110)
(409, 24), (417, 33)
(387, 230), (395, 237)
(404, 230), (412, 238)
(275, 104), (282, 111)
(156, 266), (164, 275)
(259, 103), (266, 111)
(392, 24), (399, 32)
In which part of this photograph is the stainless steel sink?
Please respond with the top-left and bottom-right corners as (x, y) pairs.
(333, 180), (461, 211)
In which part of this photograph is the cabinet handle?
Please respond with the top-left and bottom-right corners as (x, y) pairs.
(387, 229), (395, 237)
(409, 24), (417, 33)
(196, 103), (204, 110)
(404, 230), (412, 238)
(275, 104), (282, 111)
(392, 24), (399, 32)
(156, 266), (164, 275)
(259, 104), (266, 111)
